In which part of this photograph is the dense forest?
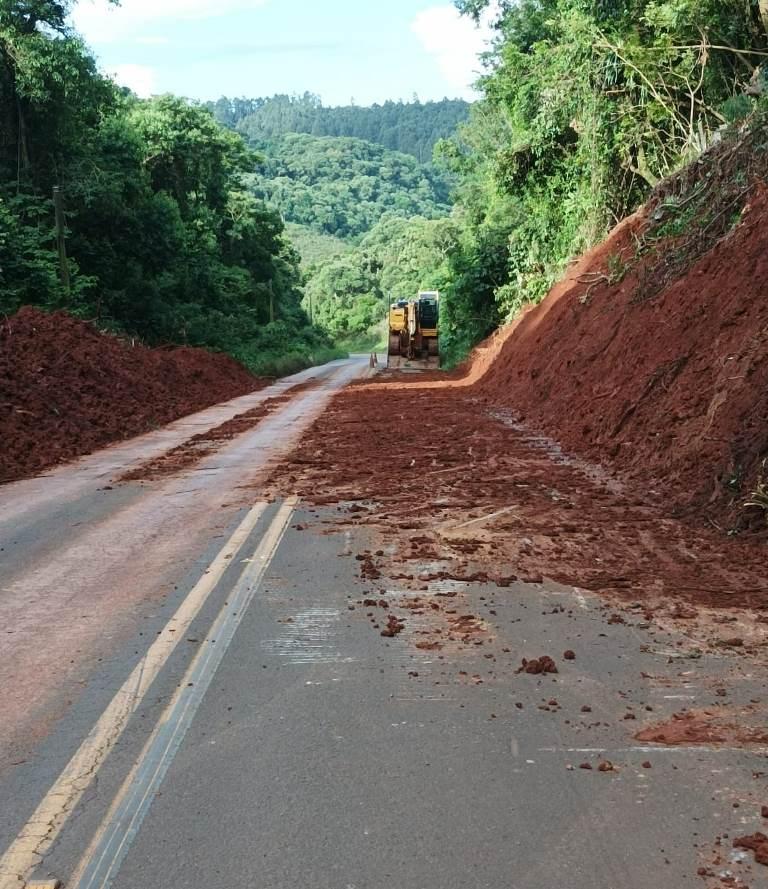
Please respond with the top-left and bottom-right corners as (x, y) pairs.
(207, 94), (470, 163)
(205, 97), (462, 345)
(248, 134), (451, 239)
(0, 1), (338, 376)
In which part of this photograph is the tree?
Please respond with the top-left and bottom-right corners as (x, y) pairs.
(0, 3), (331, 376)
(248, 133), (451, 239)
(430, 0), (768, 363)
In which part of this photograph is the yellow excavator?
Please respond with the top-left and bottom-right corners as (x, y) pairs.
(387, 291), (439, 368)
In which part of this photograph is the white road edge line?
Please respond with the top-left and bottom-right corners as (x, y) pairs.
(0, 501), (270, 889)
(68, 496), (298, 889)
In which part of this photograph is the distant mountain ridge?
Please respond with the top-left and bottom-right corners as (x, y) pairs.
(205, 93), (470, 163)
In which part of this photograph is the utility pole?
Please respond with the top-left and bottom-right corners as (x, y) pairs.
(53, 186), (70, 293)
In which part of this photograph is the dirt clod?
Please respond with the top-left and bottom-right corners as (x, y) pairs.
(517, 655), (558, 675)
(733, 832), (768, 866)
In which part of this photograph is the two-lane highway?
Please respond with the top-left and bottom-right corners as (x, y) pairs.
(1, 355), (765, 889)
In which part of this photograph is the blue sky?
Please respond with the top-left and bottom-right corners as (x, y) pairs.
(69, 1), (495, 106)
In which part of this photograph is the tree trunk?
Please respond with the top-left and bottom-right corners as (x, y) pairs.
(17, 98), (30, 173)
(760, 0), (768, 40)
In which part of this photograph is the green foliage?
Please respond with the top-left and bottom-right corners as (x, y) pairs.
(0, 6), (337, 378)
(247, 134), (451, 239)
(230, 321), (346, 377)
(283, 223), (350, 269)
(0, 194), (64, 311)
(434, 0), (768, 363)
(208, 93), (471, 163)
(304, 251), (384, 338)
(303, 214), (459, 341)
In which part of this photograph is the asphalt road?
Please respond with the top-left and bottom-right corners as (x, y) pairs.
(0, 356), (765, 889)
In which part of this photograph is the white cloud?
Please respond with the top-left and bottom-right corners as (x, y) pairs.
(411, 4), (496, 98)
(110, 63), (156, 97)
(71, 0), (269, 44)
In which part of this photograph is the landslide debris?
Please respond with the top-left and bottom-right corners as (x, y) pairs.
(516, 656), (558, 675)
(733, 833), (768, 867)
(1, 307), (265, 482)
(471, 117), (768, 534)
(635, 708), (768, 747)
(120, 380), (318, 481)
(272, 386), (767, 610)
(268, 117), (768, 617)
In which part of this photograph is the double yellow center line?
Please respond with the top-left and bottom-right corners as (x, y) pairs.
(0, 498), (297, 889)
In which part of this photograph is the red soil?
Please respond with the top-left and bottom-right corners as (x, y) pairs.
(734, 833), (768, 867)
(635, 709), (768, 747)
(120, 380), (318, 482)
(1, 307), (265, 482)
(472, 189), (768, 530)
(360, 185), (768, 533)
(269, 384), (768, 609)
(263, 161), (768, 611)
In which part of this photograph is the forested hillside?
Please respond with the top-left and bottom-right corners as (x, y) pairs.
(283, 1), (768, 363)
(248, 134), (451, 239)
(216, 99), (461, 345)
(207, 94), (470, 162)
(0, 2), (338, 376)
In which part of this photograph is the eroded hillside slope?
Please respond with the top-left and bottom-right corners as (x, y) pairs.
(475, 121), (768, 532)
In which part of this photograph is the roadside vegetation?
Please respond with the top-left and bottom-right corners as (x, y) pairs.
(0, 2), (341, 377)
(430, 0), (768, 363)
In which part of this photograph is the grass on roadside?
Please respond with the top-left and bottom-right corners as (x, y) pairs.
(240, 345), (348, 378)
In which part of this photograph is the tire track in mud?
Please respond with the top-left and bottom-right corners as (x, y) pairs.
(268, 385), (768, 612)
(120, 379), (320, 482)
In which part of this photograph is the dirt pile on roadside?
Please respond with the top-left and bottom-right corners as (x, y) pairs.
(0, 307), (265, 482)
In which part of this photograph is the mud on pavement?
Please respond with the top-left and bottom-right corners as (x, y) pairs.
(269, 385), (768, 612)
(264, 381), (768, 886)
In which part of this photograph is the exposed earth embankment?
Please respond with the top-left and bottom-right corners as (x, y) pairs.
(475, 190), (768, 532)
